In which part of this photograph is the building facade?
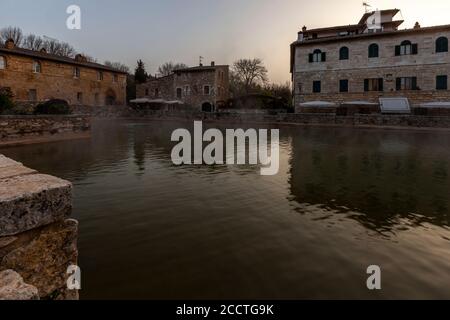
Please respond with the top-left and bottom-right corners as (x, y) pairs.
(290, 9), (450, 109)
(0, 39), (127, 106)
(136, 63), (229, 112)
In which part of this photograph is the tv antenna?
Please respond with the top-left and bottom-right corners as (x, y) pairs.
(363, 2), (372, 13)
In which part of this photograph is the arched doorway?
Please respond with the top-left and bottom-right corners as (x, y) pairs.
(105, 89), (116, 106)
(202, 102), (213, 112)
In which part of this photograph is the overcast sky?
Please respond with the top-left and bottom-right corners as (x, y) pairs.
(1, 0), (450, 83)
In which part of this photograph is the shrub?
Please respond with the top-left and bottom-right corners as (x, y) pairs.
(34, 99), (71, 115)
(0, 87), (15, 113)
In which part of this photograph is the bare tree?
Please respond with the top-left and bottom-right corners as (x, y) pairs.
(23, 34), (44, 51)
(157, 62), (188, 76)
(104, 61), (130, 73)
(232, 58), (268, 94)
(0, 26), (24, 46)
(42, 39), (76, 57)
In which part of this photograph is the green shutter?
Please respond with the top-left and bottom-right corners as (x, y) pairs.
(378, 78), (384, 91)
(412, 77), (417, 90)
(396, 78), (402, 91)
(364, 79), (369, 92)
(412, 44), (418, 55)
(395, 45), (401, 56)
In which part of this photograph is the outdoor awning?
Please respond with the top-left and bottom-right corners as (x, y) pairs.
(379, 97), (411, 114)
(299, 101), (337, 107)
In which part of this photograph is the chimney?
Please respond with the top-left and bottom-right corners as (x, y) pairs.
(211, 61), (215, 67)
(414, 22), (421, 29)
(75, 54), (87, 62)
(302, 26), (307, 32)
(40, 48), (47, 54)
(5, 38), (15, 49)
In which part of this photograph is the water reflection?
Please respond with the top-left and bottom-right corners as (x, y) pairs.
(2, 119), (450, 299)
(287, 127), (450, 233)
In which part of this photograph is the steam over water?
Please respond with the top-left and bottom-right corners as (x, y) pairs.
(3, 119), (450, 299)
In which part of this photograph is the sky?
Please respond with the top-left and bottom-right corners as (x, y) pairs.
(1, 0), (450, 83)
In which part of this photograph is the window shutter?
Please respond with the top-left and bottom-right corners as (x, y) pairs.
(378, 78), (384, 91)
(321, 52), (326, 62)
(412, 77), (417, 90)
(412, 44), (418, 55)
(396, 78), (402, 91)
(309, 54), (314, 63)
(395, 45), (401, 56)
(364, 79), (369, 92)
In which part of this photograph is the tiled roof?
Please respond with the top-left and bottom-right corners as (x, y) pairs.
(0, 46), (128, 74)
(174, 65), (228, 73)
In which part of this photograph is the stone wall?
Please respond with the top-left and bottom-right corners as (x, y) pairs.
(136, 65), (230, 110)
(134, 110), (450, 129)
(0, 50), (127, 106)
(293, 27), (450, 107)
(0, 115), (90, 143)
(0, 155), (78, 300)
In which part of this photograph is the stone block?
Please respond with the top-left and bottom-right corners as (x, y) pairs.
(0, 219), (78, 299)
(0, 270), (39, 300)
(0, 173), (72, 236)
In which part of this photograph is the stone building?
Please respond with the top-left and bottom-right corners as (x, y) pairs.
(290, 9), (450, 110)
(136, 62), (229, 112)
(0, 39), (127, 106)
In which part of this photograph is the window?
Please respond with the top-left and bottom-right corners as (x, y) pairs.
(309, 49), (326, 63)
(0, 56), (6, 69)
(77, 92), (83, 104)
(184, 85), (190, 95)
(113, 74), (118, 83)
(364, 78), (384, 92)
(436, 37), (448, 53)
(339, 47), (349, 60)
(145, 88), (149, 96)
(32, 60), (41, 73)
(339, 79), (349, 92)
(204, 85), (210, 95)
(313, 81), (321, 93)
(28, 89), (37, 101)
(396, 40), (418, 56)
(73, 67), (80, 78)
(436, 75), (448, 90)
(154, 88), (159, 98)
(368, 44), (379, 58)
(97, 71), (104, 81)
(176, 88), (183, 99)
(396, 77), (418, 90)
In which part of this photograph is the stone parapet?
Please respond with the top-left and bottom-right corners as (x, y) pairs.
(0, 155), (78, 300)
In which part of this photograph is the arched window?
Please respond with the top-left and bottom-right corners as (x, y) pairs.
(400, 40), (412, 55)
(368, 43), (379, 58)
(313, 49), (322, 62)
(339, 47), (349, 60)
(32, 60), (41, 73)
(436, 37), (448, 53)
(0, 55), (6, 69)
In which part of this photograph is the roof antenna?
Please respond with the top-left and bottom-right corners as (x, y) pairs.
(363, 2), (372, 13)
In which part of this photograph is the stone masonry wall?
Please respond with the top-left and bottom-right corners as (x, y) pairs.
(0, 115), (90, 142)
(293, 28), (450, 107)
(0, 155), (78, 300)
(136, 66), (230, 110)
(0, 53), (127, 106)
(134, 110), (450, 129)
